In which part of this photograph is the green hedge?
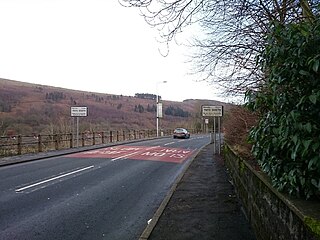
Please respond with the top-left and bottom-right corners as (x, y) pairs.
(246, 19), (320, 199)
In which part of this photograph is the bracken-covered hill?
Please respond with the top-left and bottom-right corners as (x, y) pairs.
(0, 78), (230, 136)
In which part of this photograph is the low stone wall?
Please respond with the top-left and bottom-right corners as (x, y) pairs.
(223, 144), (320, 240)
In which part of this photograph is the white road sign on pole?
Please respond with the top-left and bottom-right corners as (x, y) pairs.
(71, 107), (88, 117)
(157, 103), (163, 118)
(201, 105), (223, 117)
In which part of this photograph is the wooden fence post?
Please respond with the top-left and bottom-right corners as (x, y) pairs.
(38, 134), (42, 152)
(17, 135), (22, 155)
(93, 132), (96, 145)
(116, 131), (119, 142)
(54, 134), (58, 150)
(123, 131), (125, 141)
(81, 133), (84, 147)
(101, 132), (105, 144)
(110, 131), (113, 143)
(69, 133), (73, 148)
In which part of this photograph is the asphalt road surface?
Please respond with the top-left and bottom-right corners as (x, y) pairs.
(0, 134), (210, 240)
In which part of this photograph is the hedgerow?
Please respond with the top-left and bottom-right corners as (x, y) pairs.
(246, 19), (320, 199)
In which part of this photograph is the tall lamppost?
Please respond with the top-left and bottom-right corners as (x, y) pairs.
(156, 80), (167, 137)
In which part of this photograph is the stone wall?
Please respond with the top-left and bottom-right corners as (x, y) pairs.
(223, 144), (320, 240)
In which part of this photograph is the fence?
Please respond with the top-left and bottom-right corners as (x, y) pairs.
(0, 129), (175, 157)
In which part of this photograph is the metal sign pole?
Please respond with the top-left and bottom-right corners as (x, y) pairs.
(218, 116), (221, 154)
(76, 117), (79, 148)
(201, 105), (223, 155)
(70, 106), (88, 148)
(213, 117), (216, 154)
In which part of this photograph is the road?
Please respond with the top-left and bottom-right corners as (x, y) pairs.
(0, 134), (210, 240)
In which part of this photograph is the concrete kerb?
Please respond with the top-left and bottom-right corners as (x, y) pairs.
(139, 143), (210, 240)
(0, 137), (166, 167)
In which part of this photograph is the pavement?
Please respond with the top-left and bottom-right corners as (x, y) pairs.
(1, 141), (256, 240)
(140, 143), (257, 240)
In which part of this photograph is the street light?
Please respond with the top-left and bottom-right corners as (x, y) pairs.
(156, 80), (167, 137)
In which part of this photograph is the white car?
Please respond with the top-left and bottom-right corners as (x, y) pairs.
(173, 128), (190, 139)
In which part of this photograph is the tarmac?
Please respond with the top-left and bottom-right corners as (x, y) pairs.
(140, 143), (257, 240)
(0, 141), (256, 240)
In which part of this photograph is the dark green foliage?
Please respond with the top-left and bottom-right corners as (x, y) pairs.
(146, 104), (156, 112)
(165, 106), (190, 117)
(134, 104), (144, 113)
(46, 92), (65, 102)
(117, 103), (123, 110)
(246, 19), (320, 199)
(135, 93), (157, 100)
(0, 100), (12, 112)
(0, 92), (21, 112)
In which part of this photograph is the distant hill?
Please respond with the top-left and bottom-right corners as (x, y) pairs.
(0, 78), (230, 136)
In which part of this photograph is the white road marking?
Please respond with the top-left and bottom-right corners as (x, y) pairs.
(111, 151), (140, 162)
(15, 165), (94, 192)
(164, 142), (175, 146)
(145, 146), (160, 150)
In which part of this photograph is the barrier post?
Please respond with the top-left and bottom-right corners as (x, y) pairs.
(38, 134), (42, 152)
(18, 135), (22, 155)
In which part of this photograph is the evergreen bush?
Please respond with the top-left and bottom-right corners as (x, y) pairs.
(246, 19), (320, 199)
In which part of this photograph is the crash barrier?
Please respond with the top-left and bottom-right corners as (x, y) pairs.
(223, 144), (320, 240)
(0, 129), (186, 157)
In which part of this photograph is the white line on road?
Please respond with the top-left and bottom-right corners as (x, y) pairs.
(145, 146), (160, 150)
(111, 151), (140, 162)
(15, 165), (94, 192)
(164, 142), (175, 146)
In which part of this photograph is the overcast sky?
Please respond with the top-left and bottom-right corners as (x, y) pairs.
(0, 0), (224, 102)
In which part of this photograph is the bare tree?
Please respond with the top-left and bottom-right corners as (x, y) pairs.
(119, 0), (319, 96)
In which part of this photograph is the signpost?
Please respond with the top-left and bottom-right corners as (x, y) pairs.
(202, 105), (223, 117)
(202, 105), (223, 154)
(71, 107), (88, 117)
(71, 107), (88, 147)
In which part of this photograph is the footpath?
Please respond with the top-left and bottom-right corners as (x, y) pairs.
(141, 143), (256, 240)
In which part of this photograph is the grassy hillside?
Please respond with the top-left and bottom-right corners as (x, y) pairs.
(0, 78), (228, 136)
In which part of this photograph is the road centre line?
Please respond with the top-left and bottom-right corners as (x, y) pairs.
(15, 165), (94, 192)
(164, 142), (175, 146)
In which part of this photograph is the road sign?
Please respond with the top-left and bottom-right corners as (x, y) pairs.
(71, 107), (88, 117)
(202, 105), (223, 117)
(157, 103), (163, 118)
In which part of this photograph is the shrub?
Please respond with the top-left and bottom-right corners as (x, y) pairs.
(246, 20), (320, 199)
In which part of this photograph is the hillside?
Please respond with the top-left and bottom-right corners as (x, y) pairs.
(0, 78), (229, 136)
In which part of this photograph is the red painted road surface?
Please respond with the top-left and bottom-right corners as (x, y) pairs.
(68, 145), (194, 164)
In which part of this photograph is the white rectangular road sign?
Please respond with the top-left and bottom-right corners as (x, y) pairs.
(71, 106), (88, 117)
(202, 105), (223, 117)
(157, 102), (163, 118)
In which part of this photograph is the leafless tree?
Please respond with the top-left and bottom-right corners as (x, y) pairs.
(119, 0), (318, 96)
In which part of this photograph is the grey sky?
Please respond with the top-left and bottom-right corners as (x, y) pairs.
(0, 0), (222, 102)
